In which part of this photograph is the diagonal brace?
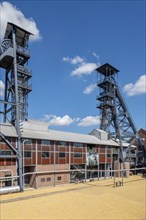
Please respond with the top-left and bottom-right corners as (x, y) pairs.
(0, 131), (19, 155)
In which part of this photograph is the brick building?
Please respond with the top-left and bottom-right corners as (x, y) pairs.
(138, 129), (146, 150)
(0, 120), (129, 188)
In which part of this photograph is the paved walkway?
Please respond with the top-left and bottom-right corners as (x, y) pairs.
(0, 175), (145, 220)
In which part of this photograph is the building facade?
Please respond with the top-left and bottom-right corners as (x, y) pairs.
(0, 120), (128, 189)
(138, 129), (146, 150)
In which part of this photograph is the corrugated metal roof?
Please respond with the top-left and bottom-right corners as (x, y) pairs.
(22, 129), (118, 146)
(0, 123), (17, 137)
(0, 121), (119, 146)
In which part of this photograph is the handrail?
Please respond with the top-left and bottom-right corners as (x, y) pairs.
(16, 45), (30, 56)
(17, 64), (32, 76)
(0, 167), (145, 181)
(22, 167), (146, 176)
(0, 169), (14, 187)
(0, 39), (12, 54)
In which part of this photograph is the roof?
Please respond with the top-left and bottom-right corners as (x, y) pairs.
(93, 129), (108, 134)
(4, 22), (33, 47)
(138, 128), (146, 135)
(0, 121), (119, 146)
(0, 123), (17, 137)
(96, 63), (119, 76)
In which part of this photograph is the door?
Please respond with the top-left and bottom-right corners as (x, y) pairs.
(24, 166), (31, 186)
(5, 174), (12, 187)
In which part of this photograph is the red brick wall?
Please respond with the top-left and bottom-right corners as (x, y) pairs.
(36, 164), (70, 187)
(0, 158), (16, 166)
(0, 138), (115, 188)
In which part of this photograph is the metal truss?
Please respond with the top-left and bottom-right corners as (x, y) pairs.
(0, 22), (32, 191)
(96, 63), (146, 168)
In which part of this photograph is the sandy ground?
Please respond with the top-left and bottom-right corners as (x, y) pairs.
(0, 175), (146, 220)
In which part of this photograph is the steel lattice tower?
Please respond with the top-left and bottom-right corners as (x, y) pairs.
(0, 23), (32, 191)
(96, 63), (146, 168)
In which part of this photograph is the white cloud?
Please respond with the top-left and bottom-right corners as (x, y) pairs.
(0, 1), (41, 41)
(71, 63), (98, 77)
(62, 56), (84, 65)
(43, 114), (77, 126)
(63, 55), (99, 77)
(77, 116), (100, 127)
(42, 114), (100, 127)
(0, 80), (5, 97)
(123, 75), (146, 96)
(83, 83), (96, 94)
(92, 52), (99, 60)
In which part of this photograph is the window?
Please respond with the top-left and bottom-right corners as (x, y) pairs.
(74, 142), (83, 147)
(113, 148), (119, 154)
(41, 178), (45, 182)
(24, 151), (32, 157)
(41, 140), (50, 145)
(47, 177), (51, 181)
(74, 153), (82, 158)
(57, 176), (62, 180)
(58, 141), (66, 147)
(107, 154), (111, 158)
(59, 152), (66, 158)
(0, 151), (12, 155)
(42, 152), (49, 158)
(25, 139), (32, 144)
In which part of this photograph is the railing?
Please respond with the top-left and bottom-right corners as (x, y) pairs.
(99, 91), (114, 98)
(17, 65), (32, 77)
(97, 78), (116, 86)
(0, 167), (145, 194)
(0, 155), (17, 158)
(0, 39), (30, 57)
(99, 100), (113, 107)
(16, 45), (30, 56)
(127, 153), (136, 158)
(0, 39), (12, 55)
(19, 167), (146, 186)
(10, 80), (32, 90)
(0, 169), (15, 187)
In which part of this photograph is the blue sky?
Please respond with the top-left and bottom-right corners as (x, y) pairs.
(0, 0), (145, 134)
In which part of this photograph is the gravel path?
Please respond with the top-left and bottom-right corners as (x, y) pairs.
(0, 175), (145, 220)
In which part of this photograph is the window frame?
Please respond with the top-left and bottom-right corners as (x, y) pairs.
(41, 140), (51, 146)
(58, 141), (67, 147)
(59, 152), (66, 158)
(25, 139), (32, 145)
(24, 151), (32, 158)
(46, 177), (51, 182)
(41, 178), (45, 182)
(42, 151), (50, 158)
(74, 142), (83, 148)
(74, 153), (82, 158)
(0, 150), (12, 155)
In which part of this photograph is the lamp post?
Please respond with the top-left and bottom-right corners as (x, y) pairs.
(22, 139), (28, 189)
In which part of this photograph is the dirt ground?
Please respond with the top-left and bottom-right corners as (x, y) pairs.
(0, 175), (146, 220)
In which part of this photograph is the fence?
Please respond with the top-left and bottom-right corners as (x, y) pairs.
(0, 167), (145, 192)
